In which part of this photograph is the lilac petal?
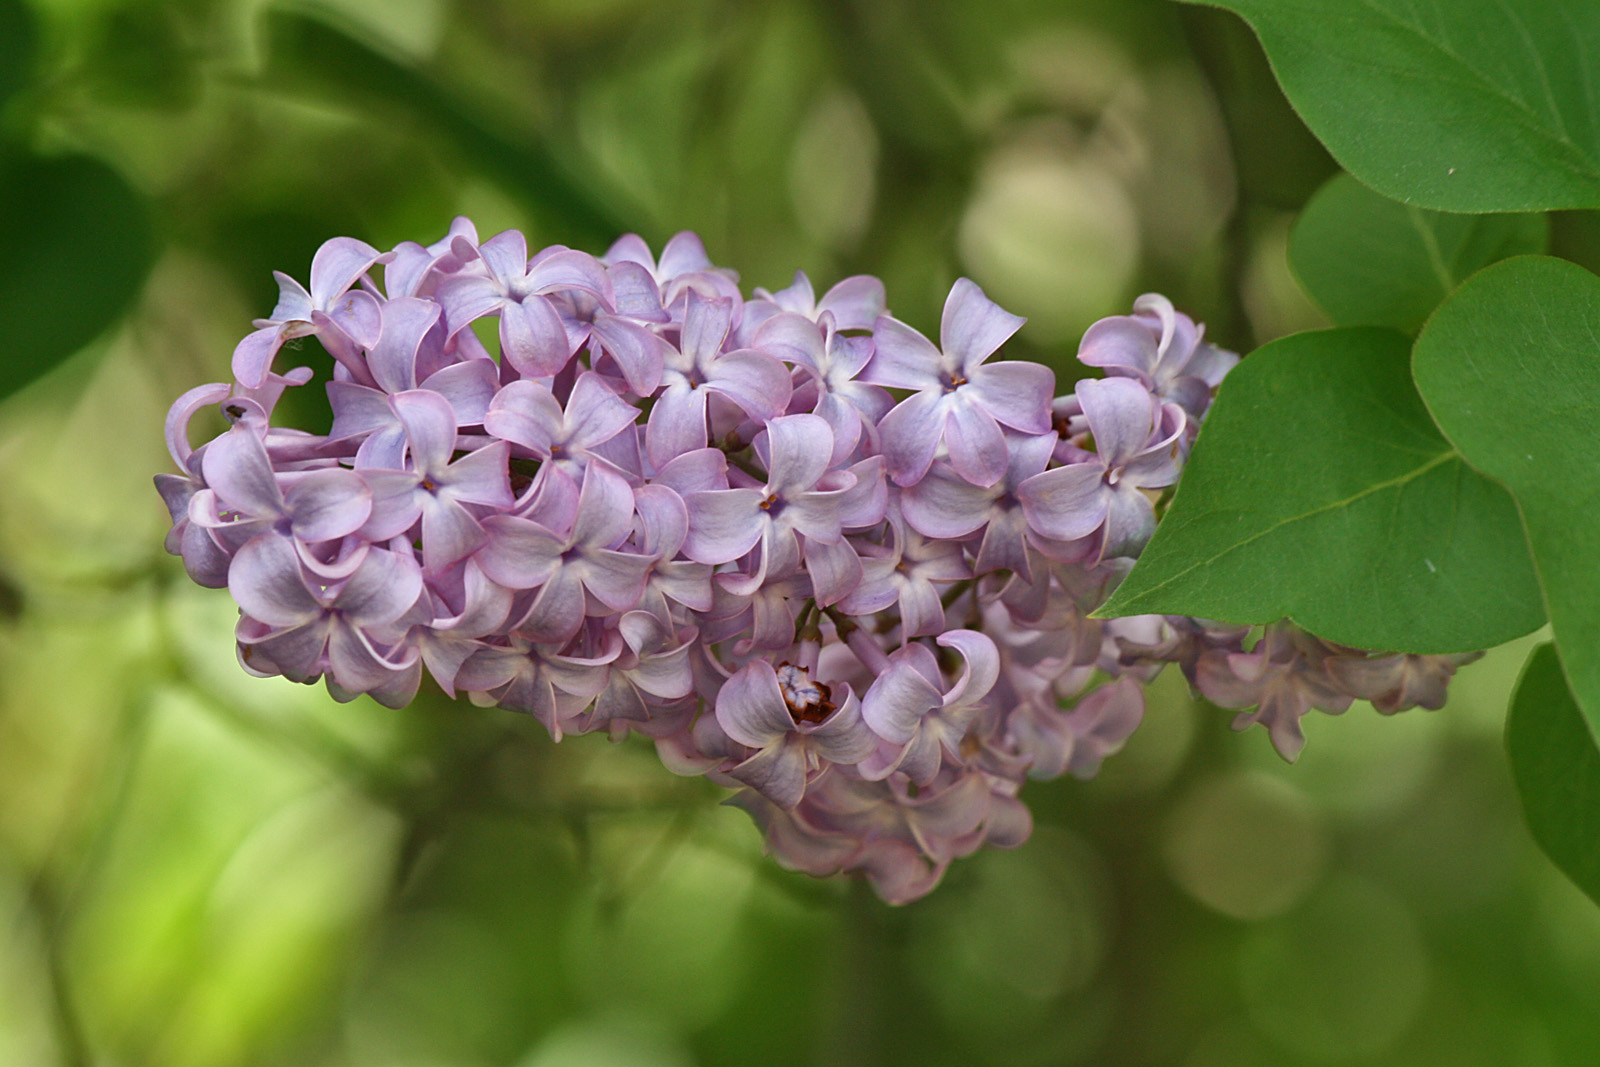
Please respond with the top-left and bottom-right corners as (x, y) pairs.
(1078, 376), (1157, 467)
(368, 297), (441, 393)
(937, 629), (1000, 707)
(485, 380), (562, 454)
(521, 568), (587, 643)
(1017, 464), (1107, 542)
(901, 462), (994, 539)
(573, 462), (637, 549)
(437, 274), (507, 335)
(803, 536), (862, 607)
(862, 315), (942, 391)
(165, 383), (232, 467)
(501, 294), (572, 378)
(565, 371), (639, 450)
(682, 488), (764, 564)
(202, 427), (283, 517)
(728, 743), (809, 810)
(877, 389), (948, 487)
(817, 275), (887, 331)
(420, 496), (487, 572)
(583, 549), (654, 611)
(1076, 315), (1159, 379)
(813, 390), (863, 463)
(439, 441), (512, 508)
(240, 618), (330, 683)
(973, 509), (1033, 579)
(327, 621), (407, 692)
(863, 660), (943, 744)
(631, 484), (689, 558)
(682, 293), (735, 362)
(966, 361), (1054, 434)
(328, 382), (395, 441)
(838, 456), (888, 529)
(1101, 484), (1156, 558)
(763, 413), (832, 496)
(705, 350), (792, 420)
(309, 237), (384, 309)
(899, 579), (946, 638)
(941, 278), (1025, 371)
(943, 398), (1007, 488)
(716, 661), (794, 747)
(229, 534), (321, 627)
(646, 384), (710, 469)
(651, 448), (728, 494)
(807, 691), (878, 764)
(267, 271), (314, 323)
(753, 312), (825, 372)
(476, 515), (564, 588)
(658, 232), (714, 278)
(390, 389), (458, 476)
(477, 229), (530, 286)
(591, 315), (667, 395)
(335, 548), (425, 625)
(422, 360), (500, 425)
(525, 248), (613, 300)
(324, 287), (384, 351)
(608, 260), (668, 320)
(357, 470), (424, 541)
(284, 468), (372, 542)
(232, 326), (285, 389)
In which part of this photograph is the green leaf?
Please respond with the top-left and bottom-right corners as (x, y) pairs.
(1289, 174), (1547, 334)
(1507, 642), (1600, 908)
(1181, 0), (1600, 212)
(1096, 327), (1544, 652)
(0, 153), (155, 402)
(0, 0), (34, 116)
(1413, 255), (1600, 739)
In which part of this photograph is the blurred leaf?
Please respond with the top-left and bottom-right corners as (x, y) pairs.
(0, 0), (33, 117)
(0, 153), (155, 401)
(1507, 643), (1600, 908)
(1098, 327), (1544, 652)
(84, 6), (199, 111)
(1413, 255), (1600, 738)
(1181, 0), (1600, 211)
(1290, 173), (1547, 334)
(262, 11), (629, 249)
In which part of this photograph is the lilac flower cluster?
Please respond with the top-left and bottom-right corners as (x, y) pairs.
(155, 223), (1475, 902)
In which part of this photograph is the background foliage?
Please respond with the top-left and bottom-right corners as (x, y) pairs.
(3, 0), (1600, 1064)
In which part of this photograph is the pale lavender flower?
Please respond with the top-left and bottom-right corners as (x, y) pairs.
(858, 630), (999, 784)
(232, 237), (388, 388)
(1196, 624), (1355, 761)
(1077, 292), (1239, 421)
(1325, 650), (1484, 713)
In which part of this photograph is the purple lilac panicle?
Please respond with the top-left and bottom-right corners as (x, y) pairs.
(158, 222), (1475, 903)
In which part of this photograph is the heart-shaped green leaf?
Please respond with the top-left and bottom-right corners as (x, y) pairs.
(0, 154), (156, 401)
(1507, 643), (1600, 908)
(1413, 254), (1600, 738)
(1182, 0), (1600, 212)
(1290, 174), (1547, 334)
(1097, 327), (1544, 652)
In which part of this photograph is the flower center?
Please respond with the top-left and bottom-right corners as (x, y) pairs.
(775, 662), (835, 724)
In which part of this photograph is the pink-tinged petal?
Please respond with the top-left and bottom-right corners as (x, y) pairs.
(658, 232), (714, 277)
(573, 462), (637, 549)
(476, 515), (564, 589)
(323, 287), (384, 351)
(267, 270), (314, 323)
(284, 469), (371, 542)
(230, 534), (322, 627)
(525, 248), (613, 300)
(521, 569), (587, 642)
(485, 380), (561, 454)
(878, 389), (948, 487)
(645, 383), (710, 469)
(901, 461), (995, 539)
(1063, 677), (1144, 779)
(1101, 484), (1156, 558)
(335, 548), (425, 625)
(762, 413), (832, 497)
(309, 237), (384, 309)
(632, 483), (689, 558)
(582, 548), (654, 610)
(328, 382), (395, 441)
(389, 389), (458, 476)
(326, 620), (409, 693)
(813, 390), (862, 463)
(835, 554), (899, 617)
(239, 617), (331, 683)
(863, 660), (942, 744)
(232, 325), (285, 390)
(862, 314), (942, 390)
(943, 398), (1007, 487)
(607, 260), (668, 320)
(728, 743), (809, 810)
(899, 579), (947, 639)
(1077, 376), (1158, 468)
(437, 274), (507, 335)
(1076, 315), (1159, 379)
(818, 275), (887, 331)
(631, 645), (695, 700)
(476, 229), (529, 287)
(965, 360), (1054, 434)
(1016, 463), (1107, 542)
(420, 495), (487, 572)
(838, 456), (887, 529)
(603, 233), (655, 269)
(367, 297), (441, 393)
(592, 314), (667, 395)
(164, 383), (232, 468)
(753, 312), (825, 372)
(972, 509), (1033, 579)
(716, 661), (794, 747)
(937, 629), (1000, 708)
(651, 448), (728, 494)
(202, 427), (284, 517)
(565, 371), (640, 451)
(681, 292), (734, 363)
(803, 536), (862, 607)
(500, 294), (572, 378)
(681, 488), (764, 564)
(181, 521), (232, 588)
(356, 470), (423, 541)
(422, 360), (499, 426)
(807, 691), (878, 764)
(439, 440), (513, 508)
(941, 277), (1025, 371)
(705, 349), (793, 420)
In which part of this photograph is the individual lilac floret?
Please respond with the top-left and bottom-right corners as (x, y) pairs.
(866, 278), (1054, 488)
(1195, 623), (1355, 761)
(233, 237), (387, 388)
(1325, 650), (1484, 713)
(1076, 292), (1239, 423)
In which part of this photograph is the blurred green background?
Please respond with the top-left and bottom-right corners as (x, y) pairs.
(2, 0), (1598, 1064)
